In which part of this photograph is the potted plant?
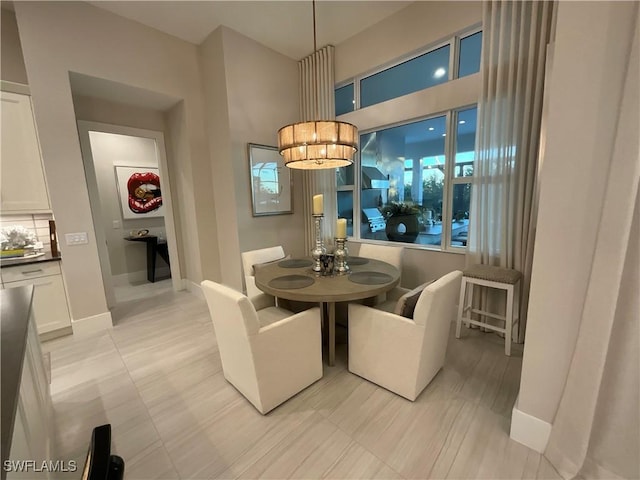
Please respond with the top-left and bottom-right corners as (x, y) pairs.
(381, 202), (421, 243)
(1, 225), (37, 258)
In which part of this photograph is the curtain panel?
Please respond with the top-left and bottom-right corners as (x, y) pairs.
(299, 45), (338, 251)
(467, 0), (555, 341)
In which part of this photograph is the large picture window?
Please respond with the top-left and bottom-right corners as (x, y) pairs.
(338, 106), (477, 251)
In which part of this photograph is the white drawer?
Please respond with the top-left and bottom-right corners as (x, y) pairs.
(1, 261), (61, 283)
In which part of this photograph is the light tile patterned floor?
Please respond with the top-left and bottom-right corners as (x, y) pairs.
(43, 287), (561, 480)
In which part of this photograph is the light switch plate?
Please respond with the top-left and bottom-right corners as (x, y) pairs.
(64, 232), (89, 245)
(112, 220), (121, 229)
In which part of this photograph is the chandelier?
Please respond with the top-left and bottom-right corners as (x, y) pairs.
(277, 1), (358, 170)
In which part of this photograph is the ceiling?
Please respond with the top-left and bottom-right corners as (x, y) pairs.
(88, 1), (412, 60)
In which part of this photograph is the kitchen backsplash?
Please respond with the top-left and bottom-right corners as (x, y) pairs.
(0, 213), (54, 253)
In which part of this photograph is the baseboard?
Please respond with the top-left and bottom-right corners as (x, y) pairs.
(71, 311), (113, 336)
(111, 267), (171, 286)
(39, 326), (73, 342)
(510, 398), (552, 453)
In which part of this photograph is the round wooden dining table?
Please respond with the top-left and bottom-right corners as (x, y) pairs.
(254, 257), (400, 366)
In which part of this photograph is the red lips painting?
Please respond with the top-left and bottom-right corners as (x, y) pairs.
(127, 171), (162, 214)
(115, 166), (164, 219)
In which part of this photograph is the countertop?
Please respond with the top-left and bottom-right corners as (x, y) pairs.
(0, 286), (34, 474)
(0, 252), (61, 269)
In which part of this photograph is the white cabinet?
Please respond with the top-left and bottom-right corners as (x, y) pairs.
(0, 91), (51, 213)
(2, 262), (71, 335)
(7, 308), (54, 480)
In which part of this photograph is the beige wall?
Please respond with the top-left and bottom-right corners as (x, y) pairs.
(335, 1), (482, 83)
(1, 8), (28, 84)
(517, 1), (639, 424)
(198, 27), (302, 291)
(335, 1), (481, 287)
(220, 27), (305, 259)
(73, 96), (170, 279)
(14, 1), (218, 321)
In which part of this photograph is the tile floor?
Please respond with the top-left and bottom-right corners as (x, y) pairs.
(43, 286), (561, 480)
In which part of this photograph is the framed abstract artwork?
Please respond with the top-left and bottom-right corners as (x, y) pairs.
(248, 143), (293, 216)
(115, 166), (164, 219)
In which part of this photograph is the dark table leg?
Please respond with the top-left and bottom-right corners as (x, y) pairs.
(320, 301), (336, 366)
(146, 238), (158, 283)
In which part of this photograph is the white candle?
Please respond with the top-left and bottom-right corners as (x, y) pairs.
(336, 218), (347, 238)
(312, 194), (323, 215)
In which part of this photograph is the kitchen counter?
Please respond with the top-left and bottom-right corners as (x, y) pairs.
(0, 252), (61, 269)
(0, 286), (33, 476)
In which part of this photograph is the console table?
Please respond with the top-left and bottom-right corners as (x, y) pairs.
(124, 235), (170, 283)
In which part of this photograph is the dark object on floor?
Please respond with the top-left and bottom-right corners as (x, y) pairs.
(82, 424), (125, 480)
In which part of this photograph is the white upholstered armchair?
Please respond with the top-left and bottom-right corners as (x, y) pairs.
(241, 246), (286, 310)
(348, 270), (462, 401)
(201, 280), (322, 414)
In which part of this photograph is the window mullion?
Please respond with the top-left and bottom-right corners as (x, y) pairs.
(442, 110), (455, 250)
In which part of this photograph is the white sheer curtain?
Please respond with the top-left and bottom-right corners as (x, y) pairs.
(299, 45), (337, 251)
(545, 8), (639, 477)
(467, 0), (555, 341)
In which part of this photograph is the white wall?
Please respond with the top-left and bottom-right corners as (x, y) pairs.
(86, 131), (167, 278)
(335, 1), (481, 287)
(14, 2), (218, 321)
(517, 0), (639, 426)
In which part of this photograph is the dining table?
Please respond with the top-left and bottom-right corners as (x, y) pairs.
(254, 256), (400, 366)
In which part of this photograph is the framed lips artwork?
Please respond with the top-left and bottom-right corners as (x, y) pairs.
(115, 166), (164, 220)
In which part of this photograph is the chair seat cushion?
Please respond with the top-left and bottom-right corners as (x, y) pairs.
(463, 264), (521, 284)
(257, 306), (292, 328)
(373, 298), (397, 313)
(394, 280), (434, 319)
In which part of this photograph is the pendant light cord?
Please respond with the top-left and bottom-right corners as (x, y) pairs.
(312, 0), (319, 123)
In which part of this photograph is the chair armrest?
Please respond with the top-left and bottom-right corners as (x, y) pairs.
(250, 292), (275, 311)
(386, 286), (411, 301)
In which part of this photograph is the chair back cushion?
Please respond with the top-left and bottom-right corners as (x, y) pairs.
(201, 281), (261, 403)
(358, 244), (404, 271)
(394, 280), (434, 318)
(241, 246), (286, 277)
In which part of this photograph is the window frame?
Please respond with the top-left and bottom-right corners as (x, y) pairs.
(345, 104), (477, 253)
(335, 24), (482, 253)
(335, 24), (482, 114)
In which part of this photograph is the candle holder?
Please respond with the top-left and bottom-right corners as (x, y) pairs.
(334, 237), (349, 274)
(311, 214), (326, 274)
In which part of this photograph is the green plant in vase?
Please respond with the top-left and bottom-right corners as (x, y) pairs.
(381, 202), (421, 243)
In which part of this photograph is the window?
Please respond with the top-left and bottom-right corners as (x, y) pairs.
(335, 28), (482, 113)
(335, 83), (355, 116)
(346, 105), (477, 251)
(360, 45), (450, 108)
(458, 31), (483, 78)
(334, 26), (481, 251)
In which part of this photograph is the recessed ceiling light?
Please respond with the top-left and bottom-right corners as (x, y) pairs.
(459, 120), (466, 124)
(428, 127), (435, 131)
(433, 67), (446, 78)
(442, 133), (446, 137)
